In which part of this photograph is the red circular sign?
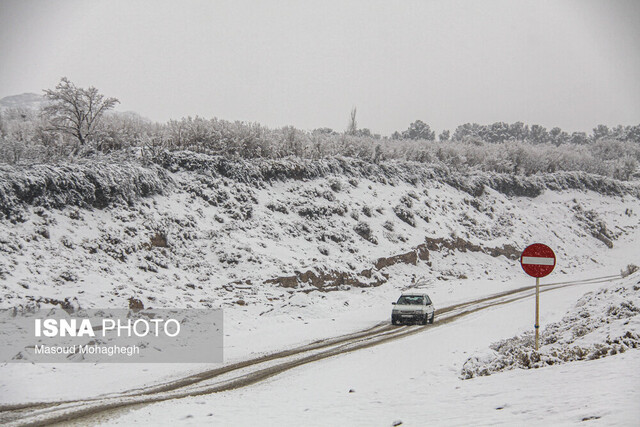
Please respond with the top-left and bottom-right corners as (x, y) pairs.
(520, 243), (556, 278)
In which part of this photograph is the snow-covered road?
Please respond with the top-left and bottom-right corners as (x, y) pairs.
(92, 277), (639, 426)
(18, 274), (636, 427)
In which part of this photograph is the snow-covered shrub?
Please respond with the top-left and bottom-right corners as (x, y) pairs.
(319, 230), (350, 243)
(226, 202), (253, 221)
(393, 204), (415, 227)
(416, 210), (430, 223)
(329, 178), (342, 192)
(622, 264), (639, 278)
(266, 201), (289, 214)
(399, 194), (414, 208)
(218, 251), (242, 265)
(297, 203), (347, 219)
(34, 226), (50, 239)
(155, 151), (640, 199)
(572, 203), (617, 248)
(382, 220), (394, 231)
(353, 221), (378, 244)
(407, 190), (419, 200)
(321, 190), (336, 202)
(0, 162), (170, 220)
(56, 270), (78, 283)
(461, 280), (640, 379)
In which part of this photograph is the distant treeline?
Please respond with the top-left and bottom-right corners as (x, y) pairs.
(1, 107), (638, 180)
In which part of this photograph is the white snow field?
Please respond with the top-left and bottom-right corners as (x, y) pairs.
(1, 157), (639, 425)
(97, 273), (640, 426)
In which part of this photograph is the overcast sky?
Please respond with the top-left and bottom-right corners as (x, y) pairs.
(1, 0), (638, 136)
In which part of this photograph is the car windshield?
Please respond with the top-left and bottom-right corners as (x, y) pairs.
(396, 295), (424, 305)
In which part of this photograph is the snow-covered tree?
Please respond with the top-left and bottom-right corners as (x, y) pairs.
(346, 107), (358, 135)
(43, 77), (119, 146)
(402, 120), (435, 141)
(528, 124), (549, 144)
(592, 124), (610, 141)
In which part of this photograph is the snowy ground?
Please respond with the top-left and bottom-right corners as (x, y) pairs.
(0, 259), (635, 406)
(1, 165), (639, 424)
(95, 274), (640, 426)
(2, 171), (639, 311)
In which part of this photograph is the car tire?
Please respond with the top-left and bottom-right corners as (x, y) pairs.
(422, 313), (428, 325)
(429, 313), (435, 324)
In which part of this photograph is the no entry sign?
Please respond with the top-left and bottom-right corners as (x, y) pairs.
(520, 243), (556, 278)
(520, 243), (556, 351)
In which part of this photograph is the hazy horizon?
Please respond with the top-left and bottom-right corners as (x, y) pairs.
(1, 0), (639, 135)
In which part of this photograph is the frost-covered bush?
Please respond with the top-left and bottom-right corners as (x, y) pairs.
(461, 280), (640, 379)
(399, 194), (414, 208)
(0, 162), (170, 220)
(298, 203), (347, 219)
(393, 204), (415, 227)
(218, 251), (242, 265)
(319, 230), (350, 243)
(321, 190), (336, 202)
(156, 151), (640, 199)
(1, 149), (638, 224)
(621, 264), (639, 278)
(266, 201), (289, 214)
(416, 209), (430, 223)
(407, 190), (419, 200)
(329, 178), (342, 192)
(3, 102), (640, 181)
(572, 203), (617, 248)
(353, 221), (378, 244)
(226, 202), (253, 221)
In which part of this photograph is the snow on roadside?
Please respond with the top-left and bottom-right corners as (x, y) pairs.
(461, 271), (640, 379)
(0, 269), (624, 405)
(97, 276), (640, 426)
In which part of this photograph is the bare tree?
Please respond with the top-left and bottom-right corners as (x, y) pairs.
(347, 107), (357, 135)
(43, 77), (119, 146)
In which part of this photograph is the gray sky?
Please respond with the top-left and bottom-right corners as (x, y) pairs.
(1, 0), (639, 136)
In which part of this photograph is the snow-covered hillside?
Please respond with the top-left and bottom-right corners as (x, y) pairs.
(1, 152), (639, 313)
(0, 93), (45, 111)
(1, 154), (639, 424)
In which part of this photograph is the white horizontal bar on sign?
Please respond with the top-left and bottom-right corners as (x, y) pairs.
(522, 256), (555, 265)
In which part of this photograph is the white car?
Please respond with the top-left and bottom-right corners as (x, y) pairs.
(391, 293), (435, 325)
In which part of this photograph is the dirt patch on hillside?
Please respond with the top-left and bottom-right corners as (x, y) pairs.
(264, 237), (520, 291)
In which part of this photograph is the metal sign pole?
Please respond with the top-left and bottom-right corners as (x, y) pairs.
(535, 276), (540, 351)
